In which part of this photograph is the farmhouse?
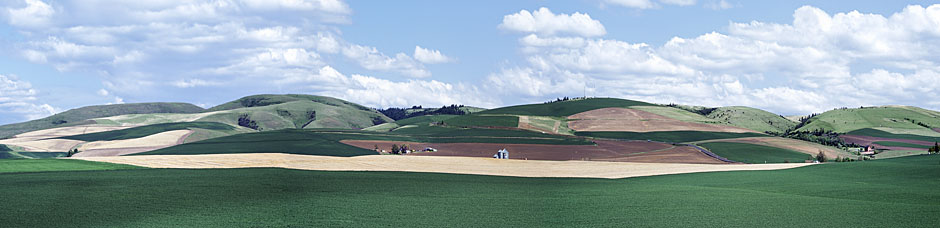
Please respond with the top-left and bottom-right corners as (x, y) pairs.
(493, 148), (509, 159)
(860, 145), (876, 156)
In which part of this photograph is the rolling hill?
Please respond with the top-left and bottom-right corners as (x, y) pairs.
(795, 106), (940, 135)
(0, 103), (204, 139)
(706, 106), (797, 134)
(480, 97), (655, 116)
(94, 94), (394, 131)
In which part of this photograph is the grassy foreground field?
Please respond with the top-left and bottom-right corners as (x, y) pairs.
(576, 131), (765, 143)
(1, 155), (938, 227)
(699, 142), (809, 163)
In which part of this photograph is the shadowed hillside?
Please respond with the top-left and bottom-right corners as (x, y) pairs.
(0, 103), (204, 139)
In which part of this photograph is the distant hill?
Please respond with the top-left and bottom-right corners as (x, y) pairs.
(795, 106), (940, 135)
(481, 97), (655, 116)
(0, 103), (204, 139)
(208, 94), (374, 112)
(706, 106), (797, 134)
(99, 94), (394, 131)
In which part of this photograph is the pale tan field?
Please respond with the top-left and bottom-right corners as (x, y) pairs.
(78, 130), (192, 151)
(72, 153), (813, 179)
(93, 111), (226, 126)
(0, 125), (131, 151)
(568, 108), (755, 133)
(1, 139), (84, 152)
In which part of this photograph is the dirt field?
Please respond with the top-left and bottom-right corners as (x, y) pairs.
(567, 108), (755, 133)
(0, 125), (132, 152)
(71, 130), (194, 157)
(517, 115), (563, 134)
(342, 139), (726, 164)
(693, 137), (850, 159)
(71, 153), (812, 179)
(839, 135), (932, 151)
(0, 139), (84, 152)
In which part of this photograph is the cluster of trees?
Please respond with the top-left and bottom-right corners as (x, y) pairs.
(768, 129), (853, 148)
(67, 149), (79, 157)
(904, 118), (933, 129)
(237, 114), (260, 130)
(543, 96), (588, 104)
(388, 144), (410, 154)
(928, 142), (940, 154)
(378, 104), (469, 120)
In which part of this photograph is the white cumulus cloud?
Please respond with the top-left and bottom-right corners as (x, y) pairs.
(6, 0), (54, 27)
(492, 4), (940, 114)
(0, 74), (57, 121)
(499, 7), (606, 37)
(660, 0), (697, 6)
(414, 46), (454, 64)
(604, 0), (656, 9)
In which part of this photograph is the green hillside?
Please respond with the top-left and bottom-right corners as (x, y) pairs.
(364, 115), (460, 132)
(205, 94), (392, 130)
(208, 94), (373, 112)
(2, 155), (938, 227)
(93, 95), (394, 131)
(706, 106), (797, 134)
(0, 103), (204, 139)
(796, 106), (940, 134)
(481, 98), (655, 116)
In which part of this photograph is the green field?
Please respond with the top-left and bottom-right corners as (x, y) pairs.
(58, 122), (235, 141)
(848, 128), (940, 142)
(144, 127), (593, 156)
(0, 159), (141, 173)
(873, 141), (933, 149)
(394, 115), (459, 126)
(1, 155), (938, 227)
(699, 142), (810, 163)
(0, 144), (68, 159)
(481, 98), (654, 116)
(138, 129), (386, 156)
(797, 106), (940, 133)
(575, 131), (765, 143)
(443, 115), (519, 128)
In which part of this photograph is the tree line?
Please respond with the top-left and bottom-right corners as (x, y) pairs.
(378, 104), (469, 121)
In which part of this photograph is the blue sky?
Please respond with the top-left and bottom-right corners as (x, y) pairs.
(1, 0), (940, 125)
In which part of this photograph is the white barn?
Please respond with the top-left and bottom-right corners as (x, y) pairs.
(493, 148), (509, 159)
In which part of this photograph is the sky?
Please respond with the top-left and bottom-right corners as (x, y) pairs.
(1, 0), (940, 125)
